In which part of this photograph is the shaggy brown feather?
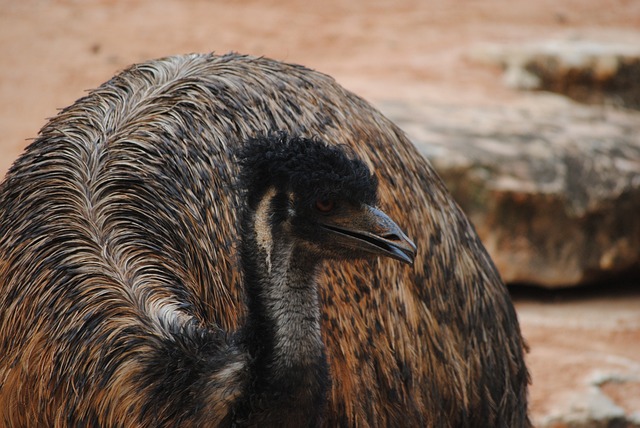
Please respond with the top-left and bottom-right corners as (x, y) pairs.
(0, 53), (530, 427)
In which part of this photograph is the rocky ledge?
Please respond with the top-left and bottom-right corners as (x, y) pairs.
(380, 96), (640, 288)
(474, 38), (640, 110)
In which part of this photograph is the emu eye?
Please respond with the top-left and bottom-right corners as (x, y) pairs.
(315, 198), (335, 213)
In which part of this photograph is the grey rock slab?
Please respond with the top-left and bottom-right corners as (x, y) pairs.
(473, 36), (640, 109)
(380, 96), (640, 287)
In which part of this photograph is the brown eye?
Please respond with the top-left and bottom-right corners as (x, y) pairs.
(315, 198), (335, 213)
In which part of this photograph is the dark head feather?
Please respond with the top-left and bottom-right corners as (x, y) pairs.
(237, 132), (378, 209)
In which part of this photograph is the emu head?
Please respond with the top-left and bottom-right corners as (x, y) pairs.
(237, 133), (416, 265)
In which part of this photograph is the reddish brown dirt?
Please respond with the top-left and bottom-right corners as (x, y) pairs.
(2, 0), (640, 425)
(513, 285), (640, 424)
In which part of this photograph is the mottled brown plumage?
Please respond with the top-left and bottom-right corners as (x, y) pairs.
(0, 53), (530, 427)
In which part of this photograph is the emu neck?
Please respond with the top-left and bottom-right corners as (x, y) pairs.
(241, 189), (325, 377)
(236, 189), (329, 426)
(263, 249), (323, 366)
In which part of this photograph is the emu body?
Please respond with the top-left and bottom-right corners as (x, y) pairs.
(0, 53), (530, 427)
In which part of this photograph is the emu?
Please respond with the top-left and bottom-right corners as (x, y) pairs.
(0, 53), (531, 427)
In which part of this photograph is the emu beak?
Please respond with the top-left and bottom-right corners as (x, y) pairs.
(322, 205), (417, 265)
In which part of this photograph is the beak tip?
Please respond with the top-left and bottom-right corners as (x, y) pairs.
(404, 251), (417, 267)
(389, 241), (417, 266)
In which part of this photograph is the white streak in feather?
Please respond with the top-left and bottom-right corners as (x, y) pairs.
(254, 187), (276, 274)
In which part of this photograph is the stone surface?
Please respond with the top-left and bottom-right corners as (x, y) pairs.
(381, 96), (640, 287)
(474, 37), (640, 109)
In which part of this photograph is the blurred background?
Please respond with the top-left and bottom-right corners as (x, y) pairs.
(1, 0), (639, 425)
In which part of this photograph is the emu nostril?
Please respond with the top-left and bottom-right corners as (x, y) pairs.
(384, 233), (402, 241)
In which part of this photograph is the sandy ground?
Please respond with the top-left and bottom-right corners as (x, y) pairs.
(2, 0), (640, 424)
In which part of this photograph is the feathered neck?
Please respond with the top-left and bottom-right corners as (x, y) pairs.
(234, 187), (329, 426)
